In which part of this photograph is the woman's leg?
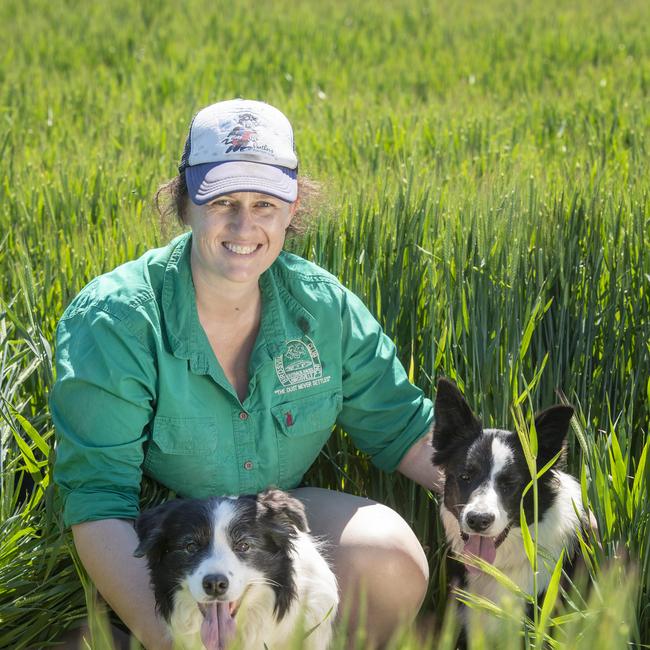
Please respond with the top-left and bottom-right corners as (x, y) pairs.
(291, 487), (429, 648)
(50, 620), (133, 649)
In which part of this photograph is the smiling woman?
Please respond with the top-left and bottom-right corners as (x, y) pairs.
(50, 99), (440, 649)
(186, 192), (295, 288)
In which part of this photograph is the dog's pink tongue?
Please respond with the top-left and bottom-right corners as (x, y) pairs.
(463, 535), (497, 574)
(200, 602), (236, 650)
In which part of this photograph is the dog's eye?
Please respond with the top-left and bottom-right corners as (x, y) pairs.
(497, 475), (514, 487)
(235, 541), (250, 553)
(460, 473), (471, 482)
(185, 542), (198, 553)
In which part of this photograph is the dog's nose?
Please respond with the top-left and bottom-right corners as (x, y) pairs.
(465, 511), (495, 532)
(202, 574), (229, 597)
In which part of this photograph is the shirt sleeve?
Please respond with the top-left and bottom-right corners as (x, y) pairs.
(336, 289), (434, 472)
(50, 305), (156, 528)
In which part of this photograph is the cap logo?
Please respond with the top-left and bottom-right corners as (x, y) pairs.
(222, 112), (258, 153)
(222, 112), (274, 156)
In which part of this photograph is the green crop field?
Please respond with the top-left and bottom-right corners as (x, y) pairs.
(1, 0), (649, 647)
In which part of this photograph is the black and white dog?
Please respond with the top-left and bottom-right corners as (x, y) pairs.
(134, 489), (338, 650)
(431, 378), (586, 626)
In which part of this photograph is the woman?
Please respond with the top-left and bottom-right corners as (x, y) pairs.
(51, 99), (441, 648)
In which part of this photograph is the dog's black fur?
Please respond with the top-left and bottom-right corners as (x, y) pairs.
(134, 490), (308, 621)
(133, 488), (338, 650)
(431, 378), (587, 642)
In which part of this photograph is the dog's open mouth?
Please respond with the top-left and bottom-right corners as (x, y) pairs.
(198, 600), (239, 618)
(460, 525), (511, 573)
(197, 600), (239, 650)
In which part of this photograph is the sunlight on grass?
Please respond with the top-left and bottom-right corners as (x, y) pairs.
(1, 0), (648, 646)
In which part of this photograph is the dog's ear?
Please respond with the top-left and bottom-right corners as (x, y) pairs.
(257, 489), (309, 532)
(133, 499), (180, 564)
(534, 405), (574, 467)
(256, 489), (309, 547)
(432, 378), (482, 466)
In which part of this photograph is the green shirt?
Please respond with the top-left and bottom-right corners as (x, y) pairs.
(51, 233), (433, 527)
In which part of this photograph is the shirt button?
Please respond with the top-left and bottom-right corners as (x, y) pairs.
(243, 461), (254, 471)
(239, 411), (248, 420)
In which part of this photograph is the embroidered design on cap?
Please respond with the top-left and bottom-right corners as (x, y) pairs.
(222, 112), (262, 154)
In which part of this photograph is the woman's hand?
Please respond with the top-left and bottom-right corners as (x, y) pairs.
(397, 431), (444, 493)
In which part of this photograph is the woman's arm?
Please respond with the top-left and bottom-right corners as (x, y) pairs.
(397, 431), (444, 493)
(72, 518), (172, 650)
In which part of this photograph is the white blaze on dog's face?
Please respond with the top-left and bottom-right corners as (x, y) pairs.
(432, 378), (575, 567)
(460, 434), (515, 538)
(186, 499), (265, 604)
(134, 489), (310, 627)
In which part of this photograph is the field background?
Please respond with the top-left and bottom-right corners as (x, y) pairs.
(0, 0), (649, 647)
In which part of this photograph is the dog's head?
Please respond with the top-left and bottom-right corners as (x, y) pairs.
(431, 378), (573, 561)
(134, 489), (309, 623)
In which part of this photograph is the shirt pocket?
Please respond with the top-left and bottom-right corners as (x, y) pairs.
(143, 416), (236, 497)
(271, 390), (342, 487)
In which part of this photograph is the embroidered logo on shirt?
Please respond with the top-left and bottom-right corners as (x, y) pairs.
(274, 336), (331, 395)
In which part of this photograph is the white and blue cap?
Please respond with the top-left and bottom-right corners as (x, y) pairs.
(179, 99), (298, 205)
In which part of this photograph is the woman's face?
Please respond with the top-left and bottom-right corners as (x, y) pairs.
(185, 191), (296, 287)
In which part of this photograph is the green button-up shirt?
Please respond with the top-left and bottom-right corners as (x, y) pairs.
(51, 233), (433, 527)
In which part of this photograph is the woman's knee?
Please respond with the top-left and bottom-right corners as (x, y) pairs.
(336, 514), (429, 614)
(335, 517), (428, 646)
(292, 488), (429, 643)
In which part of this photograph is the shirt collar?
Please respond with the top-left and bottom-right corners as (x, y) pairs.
(161, 234), (318, 362)
(259, 257), (318, 357)
(161, 232), (195, 360)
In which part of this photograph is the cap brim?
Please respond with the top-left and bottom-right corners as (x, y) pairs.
(186, 161), (298, 205)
